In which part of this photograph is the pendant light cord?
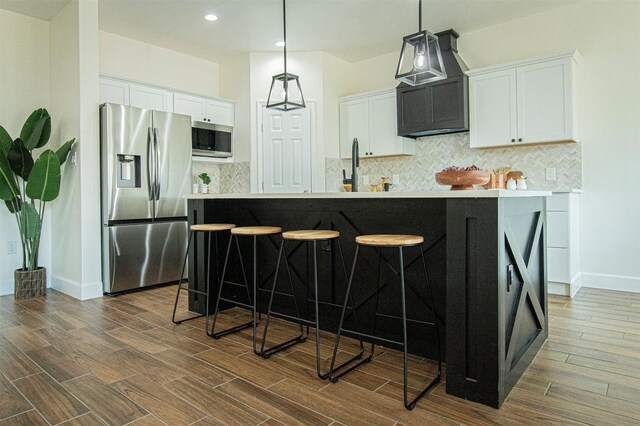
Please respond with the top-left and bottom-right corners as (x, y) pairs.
(283, 0), (287, 78)
(418, 0), (422, 31)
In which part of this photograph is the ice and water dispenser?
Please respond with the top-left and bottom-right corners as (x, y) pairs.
(116, 154), (141, 188)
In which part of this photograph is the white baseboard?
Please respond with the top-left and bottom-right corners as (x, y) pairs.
(548, 274), (582, 298)
(51, 275), (103, 300)
(0, 279), (12, 296)
(581, 272), (640, 293)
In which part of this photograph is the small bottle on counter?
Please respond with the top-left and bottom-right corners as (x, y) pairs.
(516, 177), (528, 190)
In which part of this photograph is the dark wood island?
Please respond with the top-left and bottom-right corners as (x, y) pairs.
(186, 190), (549, 408)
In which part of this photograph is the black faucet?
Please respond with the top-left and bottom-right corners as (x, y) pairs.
(351, 138), (359, 192)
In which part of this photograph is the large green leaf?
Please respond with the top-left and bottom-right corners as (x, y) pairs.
(26, 150), (60, 202)
(5, 197), (22, 213)
(0, 152), (19, 201)
(8, 138), (33, 180)
(22, 203), (41, 240)
(56, 138), (75, 165)
(20, 109), (51, 150)
(0, 125), (12, 157)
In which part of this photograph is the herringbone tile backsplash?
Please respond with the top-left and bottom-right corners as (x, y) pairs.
(326, 133), (582, 192)
(192, 161), (250, 194)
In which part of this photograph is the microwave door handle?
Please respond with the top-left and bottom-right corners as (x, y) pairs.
(147, 127), (154, 202)
(153, 127), (160, 201)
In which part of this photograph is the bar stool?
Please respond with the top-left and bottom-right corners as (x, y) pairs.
(209, 226), (282, 354)
(172, 223), (236, 333)
(259, 230), (369, 380)
(328, 234), (442, 411)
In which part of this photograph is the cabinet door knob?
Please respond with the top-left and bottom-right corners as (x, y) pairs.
(518, 138), (522, 142)
(511, 139), (515, 143)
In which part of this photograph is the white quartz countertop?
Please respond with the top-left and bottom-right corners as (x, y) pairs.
(188, 190), (552, 200)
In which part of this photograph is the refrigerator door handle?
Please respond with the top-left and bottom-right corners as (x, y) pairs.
(147, 127), (155, 202)
(153, 127), (161, 201)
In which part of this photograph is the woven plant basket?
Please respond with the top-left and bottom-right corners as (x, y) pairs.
(14, 267), (46, 299)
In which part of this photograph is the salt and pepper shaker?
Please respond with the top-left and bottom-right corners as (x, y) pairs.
(516, 176), (527, 190)
(506, 178), (517, 190)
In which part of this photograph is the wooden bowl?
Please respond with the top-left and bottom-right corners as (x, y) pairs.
(435, 170), (491, 190)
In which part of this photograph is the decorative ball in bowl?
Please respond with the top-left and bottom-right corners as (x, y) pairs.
(435, 166), (491, 190)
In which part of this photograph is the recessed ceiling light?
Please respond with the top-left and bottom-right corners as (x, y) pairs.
(275, 41), (285, 47)
(204, 14), (218, 21)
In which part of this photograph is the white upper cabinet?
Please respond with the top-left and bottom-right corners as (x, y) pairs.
(469, 69), (517, 148)
(468, 51), (578, 148)
(339, 98), (369, 159)
(173, 93), (234, 126)
(99, 77), (234, 125)
(206, 99), (234, 126)
(173, 93), (206, 120)
(339, 90), (414, 159)
(99, 77), (130, 105)
(129, 83), (173, 112)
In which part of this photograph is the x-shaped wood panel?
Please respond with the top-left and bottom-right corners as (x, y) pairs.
(504, 212), (545, 370)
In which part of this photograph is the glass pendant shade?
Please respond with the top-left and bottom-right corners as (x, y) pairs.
(267, 72), (305, 111)
(395, 30), (446, 86)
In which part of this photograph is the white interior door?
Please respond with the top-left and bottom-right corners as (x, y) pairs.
(262, 107), (312, 193)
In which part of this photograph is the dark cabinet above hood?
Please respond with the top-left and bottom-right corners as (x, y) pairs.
(396, 29), (469, 139)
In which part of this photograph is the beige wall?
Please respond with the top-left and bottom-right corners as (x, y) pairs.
(0, 9), (51, 295)
(459, 1), (640, 291)
(99, 31), (220, 97)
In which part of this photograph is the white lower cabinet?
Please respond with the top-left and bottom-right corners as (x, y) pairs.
(546, 192), (580, 297)
(339, 90), (414, 159)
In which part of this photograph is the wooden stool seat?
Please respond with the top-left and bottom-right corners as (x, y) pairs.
(283, 230), (340, 241)
(231, 226), (282, 236)
(190, 223), (236, 232)
(355, 234), (424, 247)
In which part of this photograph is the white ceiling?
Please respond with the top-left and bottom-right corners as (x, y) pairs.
(2, 0), (577, 63)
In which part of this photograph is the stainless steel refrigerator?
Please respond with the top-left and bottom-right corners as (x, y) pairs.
(100, 103), (192, 294)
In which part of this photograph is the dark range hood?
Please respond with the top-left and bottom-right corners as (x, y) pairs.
(396, 29), (469, 138)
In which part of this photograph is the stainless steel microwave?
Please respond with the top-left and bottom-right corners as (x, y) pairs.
(192, 121), (233, 158)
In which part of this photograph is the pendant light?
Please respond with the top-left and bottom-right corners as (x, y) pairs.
(395, 0), (446, 86)
(267, 0), (305, 111)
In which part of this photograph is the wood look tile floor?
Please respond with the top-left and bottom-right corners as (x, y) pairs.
(0, 286), (639, 425)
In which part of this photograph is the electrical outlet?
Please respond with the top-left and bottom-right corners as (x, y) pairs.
(362, 175), (370, 186)
(545, 167), (557, 181)
(392, 174), (400, 185)
(7, 240), (17, 255)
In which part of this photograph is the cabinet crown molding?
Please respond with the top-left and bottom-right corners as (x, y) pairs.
(466, 50), (580, 77)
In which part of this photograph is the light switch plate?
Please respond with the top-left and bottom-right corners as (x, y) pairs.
(545, 167), (556, 181)
(7, 240), (17, 255)
(392, 174), (400, 185)
(362, 175), (370, 186)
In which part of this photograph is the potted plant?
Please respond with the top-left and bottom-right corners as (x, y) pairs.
(198, 172), (211, 194)
(0, 109), (75, 299)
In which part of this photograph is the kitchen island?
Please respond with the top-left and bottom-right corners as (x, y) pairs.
(186, 190), (549, 408)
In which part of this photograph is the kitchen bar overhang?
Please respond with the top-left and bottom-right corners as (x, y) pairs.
(186, 190), (550, 408)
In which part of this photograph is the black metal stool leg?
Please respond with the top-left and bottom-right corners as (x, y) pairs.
(209, 234), (253, 339)
(400, 245), (441, 411)
(259, 239), (307, 358)
(329, 245), (375, 382)
(172, 231), (208, 326)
